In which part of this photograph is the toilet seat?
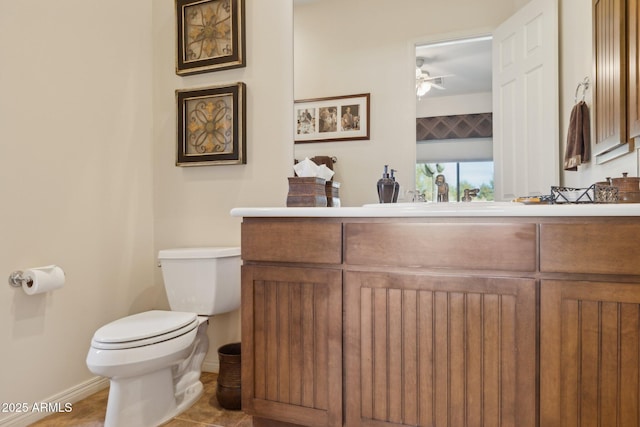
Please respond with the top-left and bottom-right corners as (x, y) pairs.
(91, 310), (198, 350)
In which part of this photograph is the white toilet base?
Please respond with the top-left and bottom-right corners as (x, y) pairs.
(98, 320), (209, 427)
(104, 367), (204, 427)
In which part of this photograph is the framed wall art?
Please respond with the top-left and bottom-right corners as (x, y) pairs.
(176, 83), (246, 166)
(176, 0), (246, 76)
(294, 93), (370, 143)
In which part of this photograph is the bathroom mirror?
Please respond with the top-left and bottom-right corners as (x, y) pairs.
(293, 0), (559, 206)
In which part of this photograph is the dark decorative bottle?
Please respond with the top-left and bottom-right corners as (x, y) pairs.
(390, 169), (400, 202)
(377, 165), (396, 203)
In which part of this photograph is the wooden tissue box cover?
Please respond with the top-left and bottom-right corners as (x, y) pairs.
(287, 177), (327, 207)
(325, 181), (341, 207)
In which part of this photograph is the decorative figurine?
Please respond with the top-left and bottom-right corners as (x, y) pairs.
(435, 174), (449, 202)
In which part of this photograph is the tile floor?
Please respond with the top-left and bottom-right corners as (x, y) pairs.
(29, 373), (251, 427)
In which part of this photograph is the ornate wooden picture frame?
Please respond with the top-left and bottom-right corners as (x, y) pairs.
(176, 0), (246, 76)
(176, 83), (246, 166)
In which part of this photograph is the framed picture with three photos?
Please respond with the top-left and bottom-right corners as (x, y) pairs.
(294, 93), (370, 143)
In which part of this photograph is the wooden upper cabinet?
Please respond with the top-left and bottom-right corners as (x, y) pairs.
(593, 0), (636, 162)
(593, 0), (627, 149)
(628, 0), (640, 139)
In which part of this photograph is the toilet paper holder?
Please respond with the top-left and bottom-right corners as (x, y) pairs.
(8, 271), (33, 288)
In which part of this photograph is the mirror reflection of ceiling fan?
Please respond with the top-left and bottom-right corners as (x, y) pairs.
(416, 57), (452, 97)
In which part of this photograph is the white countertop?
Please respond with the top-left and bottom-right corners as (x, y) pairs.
(231, 202), (640, 217)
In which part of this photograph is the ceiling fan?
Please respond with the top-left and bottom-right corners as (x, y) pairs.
(416, 57), (450, 97)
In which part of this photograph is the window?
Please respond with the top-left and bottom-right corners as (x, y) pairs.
(416, 161), (494, 201)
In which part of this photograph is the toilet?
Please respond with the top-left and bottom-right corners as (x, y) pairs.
(86, 247), (241, 427)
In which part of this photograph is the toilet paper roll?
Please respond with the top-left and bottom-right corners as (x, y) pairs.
(23, 265), (65, 295)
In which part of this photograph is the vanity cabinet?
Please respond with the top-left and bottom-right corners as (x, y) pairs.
(241, 265), (342, 427)
(240, 219), (343, 427)
(344, 271), (536, 427)
(539, 222), (640, 426)
(540, 279), (640, 426)
(239, 216), (640, 427)
(342, 222), (537, 427)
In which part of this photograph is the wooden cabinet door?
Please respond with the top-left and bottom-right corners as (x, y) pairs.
(628, 0), (640, 140)
(593, 0), (638, 159)
(541, 280), (640, 426)
(593, 0), (627, 151)
(344, 271), (537, 427)
(241, 265), (342, 427)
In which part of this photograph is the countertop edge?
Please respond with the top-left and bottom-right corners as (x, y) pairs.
(230, 204), (640, 218)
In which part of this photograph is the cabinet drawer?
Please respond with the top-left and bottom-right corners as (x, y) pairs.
(540, 223), (640, 275)
(242, 221), (342, 264)
(345, 223), (537, 271)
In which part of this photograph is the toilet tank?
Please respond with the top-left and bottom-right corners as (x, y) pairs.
(158, 247), (241, 316)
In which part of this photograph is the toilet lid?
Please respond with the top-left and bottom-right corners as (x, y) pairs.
(91, 310), (198, 350)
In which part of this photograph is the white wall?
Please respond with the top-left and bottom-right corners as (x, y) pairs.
(0, 0), (156, 424)
(152, 1), (293, 370)
(0, 0), (293, 425)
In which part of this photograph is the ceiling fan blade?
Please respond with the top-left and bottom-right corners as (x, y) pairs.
(423, 73), (454, 81)
(416, 70), (449, 93)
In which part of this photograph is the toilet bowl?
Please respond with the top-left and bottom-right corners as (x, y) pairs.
(86, 247), (241, 427)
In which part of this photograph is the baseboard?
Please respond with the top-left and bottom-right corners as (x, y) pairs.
(0, 376), (109, 427)
(202, 356), (219, 373)
(0, 359), (218, 427)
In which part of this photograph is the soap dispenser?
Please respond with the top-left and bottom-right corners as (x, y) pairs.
(390, 169), (400, 203)
(377, 165), (396, 203)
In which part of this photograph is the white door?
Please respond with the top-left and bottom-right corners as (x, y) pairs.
(493, 0), (559, 200)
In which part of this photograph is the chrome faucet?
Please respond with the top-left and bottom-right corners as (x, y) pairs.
(462, 188), (480, 202)
(408, 190), (426, 202)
